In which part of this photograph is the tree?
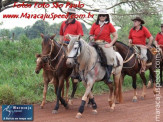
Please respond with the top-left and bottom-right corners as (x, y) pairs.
(25, 20), (49, 39)
(0, 0), (162, 24)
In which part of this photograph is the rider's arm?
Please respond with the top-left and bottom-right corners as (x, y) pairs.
(110, 32), (118, 46)
(155, 40), (159, 48)
(147, 36), (153, 48)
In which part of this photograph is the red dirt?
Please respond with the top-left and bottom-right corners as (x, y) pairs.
(1, 88), (163, 122)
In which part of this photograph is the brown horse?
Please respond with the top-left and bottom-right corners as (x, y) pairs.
(114, 41), (156, 102)
(40, 33), (73, 114)
(35, 54), (70, 108)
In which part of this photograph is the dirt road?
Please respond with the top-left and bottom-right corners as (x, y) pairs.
(1, 88), (163, 122)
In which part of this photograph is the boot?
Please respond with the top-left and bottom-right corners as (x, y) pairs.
(140, 60), (146, 73)
(105, 65), (113, 83)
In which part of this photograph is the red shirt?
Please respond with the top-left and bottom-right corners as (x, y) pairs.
(60, 19), (84, 41)
(89, 22), (116, 43)
(128, 26), (152, 45)
(155, 32), (163, 45)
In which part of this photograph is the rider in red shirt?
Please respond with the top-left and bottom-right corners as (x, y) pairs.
(89, 9), (118, 83)
(59, 8), (84, 44)
(155, 24), (163, 55)
(128, 17), (153, 73)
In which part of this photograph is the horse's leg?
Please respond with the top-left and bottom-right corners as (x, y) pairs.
(40, 79), (49, 109)
(61, 82), (64, 99)
(88, 91), (97, 114)
(147, 75), (152, 88)
(115, 74), (123, 104)
(149, 68), (157, 94)
(114, 74), (119, 104)
(52, 77), (68, 114)
(132, 75), (138, 102)
(65, 77), (70, 102)
(69, 78), (78, 105)
(87, 87), (94, 107)
(76, 81), (94, 119)
(105, 82), (114, 111)
(139, 72), (147, 100)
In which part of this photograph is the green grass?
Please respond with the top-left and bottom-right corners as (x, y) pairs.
(0, 38), (150, 105)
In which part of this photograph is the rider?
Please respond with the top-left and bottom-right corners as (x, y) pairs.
(155, 24), (163, 57)
(60, 8), (84, 81)
(128, 17), (153, 73)
(59, 8), (84, 44)
(89, 9), (118, 83)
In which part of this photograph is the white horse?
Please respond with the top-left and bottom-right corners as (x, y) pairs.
(66, 36), (123, 119)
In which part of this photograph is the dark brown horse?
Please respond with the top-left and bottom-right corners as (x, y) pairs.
(40, 33), (73, 113)
(114, 41), (156, 102)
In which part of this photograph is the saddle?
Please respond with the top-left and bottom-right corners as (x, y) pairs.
(90, 42), (107, 67)
(90, 42), (120, 67)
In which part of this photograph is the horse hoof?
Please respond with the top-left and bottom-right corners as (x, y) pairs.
(65, 104), (69, 110)
(147, 81), (152, 88)
(153, 90), (157, 94)
(52, 110), (58, 114)
(92, 110), (97, 114)
(132, 99), (137, 102)
(40, 106), (44, 109)
(115, 101), (119, 104)
(110, 108), (114, 112)
(140, 96), (145, 100)
(87, 104), (92, 108)
(108, 101), (112, 107)
(76, 113), (82, 119)
(68, 99), (73, 105)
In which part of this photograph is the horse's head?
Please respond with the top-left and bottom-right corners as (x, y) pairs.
(35, 53), (47, 74)
(41, 33), (56, 56)
(66, 36), (82, 68)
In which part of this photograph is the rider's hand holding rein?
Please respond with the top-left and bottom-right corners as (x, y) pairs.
(105, 32), (118, 48)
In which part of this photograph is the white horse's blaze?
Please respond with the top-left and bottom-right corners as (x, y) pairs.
(68, 41), (81, 58)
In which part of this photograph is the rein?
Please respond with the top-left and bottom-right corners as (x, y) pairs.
(42, 39), (64, 72)
(122, 45), (137, 68)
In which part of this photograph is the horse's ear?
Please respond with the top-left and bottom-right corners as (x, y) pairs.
(35, 53), (41, 58)
(40, 33), (44, 39)
(50, 34), (56, 40)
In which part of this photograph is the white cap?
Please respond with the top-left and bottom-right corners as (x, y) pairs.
(98, 9), (108, 14)
(67, 8), (76, 14)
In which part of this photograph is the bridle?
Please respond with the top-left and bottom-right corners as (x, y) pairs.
(41, 39), (64, 71)
(67, 40), (82, 60)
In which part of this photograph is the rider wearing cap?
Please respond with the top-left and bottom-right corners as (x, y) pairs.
(128, 17), (153, 73)
(89, 9), (118, 83)
(59, 8), (84, 44)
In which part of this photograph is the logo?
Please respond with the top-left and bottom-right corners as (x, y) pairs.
(2, 105), (33, 121)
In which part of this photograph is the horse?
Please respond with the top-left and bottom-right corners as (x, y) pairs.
(114, 41), (156, 102)
(66, 36), (123, 119)
(40, 33), (73, 114)
(35, 53), (70, 108)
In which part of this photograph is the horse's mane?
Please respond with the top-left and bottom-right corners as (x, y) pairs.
(43, 35), (60, 47)
(43, 35), (50, 43)
(115, 41), (134, 53)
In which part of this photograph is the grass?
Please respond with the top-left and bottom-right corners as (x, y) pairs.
(0, 38), (150, 105)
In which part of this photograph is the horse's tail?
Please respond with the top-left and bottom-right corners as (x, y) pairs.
(118, 77), (123, 103)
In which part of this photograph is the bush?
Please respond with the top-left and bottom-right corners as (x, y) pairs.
(0, 84), (16, 104)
